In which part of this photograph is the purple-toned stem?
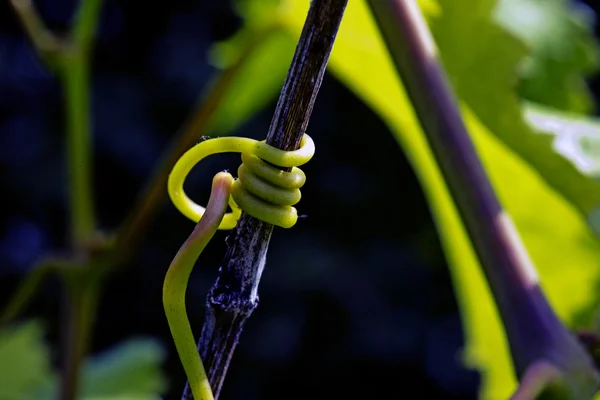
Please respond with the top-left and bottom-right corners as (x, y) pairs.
(366, 0), (596, 381)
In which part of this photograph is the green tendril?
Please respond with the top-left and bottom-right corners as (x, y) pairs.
(168, 134), (314, 229)
(163, 134), (315, 400)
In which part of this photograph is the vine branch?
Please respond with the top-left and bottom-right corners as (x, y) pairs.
(10, 0), (63, 66)
(13, 0), (102, 247)
(12, 1), (104, 399)
(366, 0), (599, 396)
(181, 1), (348, 398)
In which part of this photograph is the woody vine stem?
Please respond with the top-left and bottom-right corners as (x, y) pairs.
(179, 1), (348, 399)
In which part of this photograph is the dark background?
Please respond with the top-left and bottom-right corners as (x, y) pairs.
(0, 1), (599, 399)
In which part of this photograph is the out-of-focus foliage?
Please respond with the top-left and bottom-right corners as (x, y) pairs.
(523, 101), (600, 234)
(424, 0), (600, 217)
(206, 29), (294, 135)
(78, 338), (167, 399)
(210, 0), (600, 398)
(494, 0), (600, 114)
(205, 0), (294, 136)
(0, 321), (166, 399)
(0, 321), (54, 400)
(524, 102), (600, 179)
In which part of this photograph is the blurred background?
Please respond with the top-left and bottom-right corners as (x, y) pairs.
(0, 1), (599, 399)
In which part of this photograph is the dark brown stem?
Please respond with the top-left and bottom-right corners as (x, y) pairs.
(181, 1), (348, 398)
(366, 0), (598, 392)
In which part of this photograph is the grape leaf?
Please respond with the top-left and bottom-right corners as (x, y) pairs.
(213, 0), (600, 227)
(276, 1), (600, 398)
(204, 1), (295, 136)
(524, 101), (600, 235)
(494, 0), (600, 114)
(219, 0), (600, 398)
(0, 321), (55, 400)
(524, 101), (600, 179)
(40, 338), (166, 400)
(425, 0), (600, 219)
(79, 338), (167, 399)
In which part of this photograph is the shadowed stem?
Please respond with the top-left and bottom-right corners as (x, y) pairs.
(366, 0), (599, 396)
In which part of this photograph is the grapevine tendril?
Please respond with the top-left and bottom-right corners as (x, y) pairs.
(163, 134), (315, 400)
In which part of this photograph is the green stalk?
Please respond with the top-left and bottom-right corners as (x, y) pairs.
(60, 272), (102, 400)
(61, 53), (95, 245)
(57, 2), (104, 398)
(61, 0), (103, 245)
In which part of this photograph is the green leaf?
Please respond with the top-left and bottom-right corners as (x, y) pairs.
(205, 1), (295, 136)
(523, 101), (600, 235)
(524, 101), (600, 179)
(225, 0), (600, 398)
(206, 30), (294, 136)
(28, 337), (167, 400)
(79, 338), (167, 399)
(494, 0), (600, 114)
(276, 0), (600, 398)
(426, 0), (600, 218)
(0, 321), (55, 400)
(0, 323), (166, 400)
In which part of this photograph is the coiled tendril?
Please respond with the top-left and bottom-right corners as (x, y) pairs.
(164, 134), (315, 400)
(168, 134), (315, 229)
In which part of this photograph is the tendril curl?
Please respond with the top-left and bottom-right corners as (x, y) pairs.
(168, 133), (315, 229)
(163, 134), (315, 400)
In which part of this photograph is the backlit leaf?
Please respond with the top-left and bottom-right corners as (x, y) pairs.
(225, 0), (600, 398)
